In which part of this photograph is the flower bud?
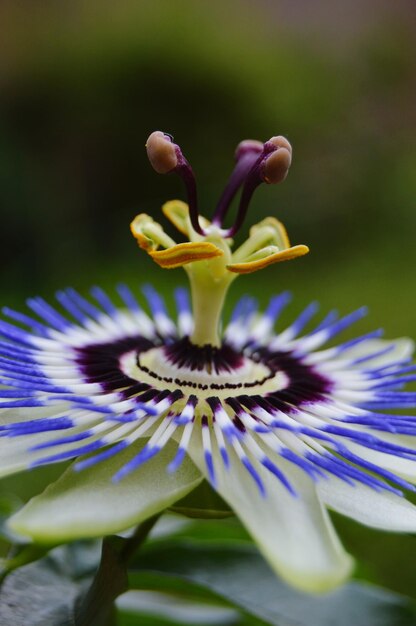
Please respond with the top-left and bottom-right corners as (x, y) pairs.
(146, 131), (178, 174)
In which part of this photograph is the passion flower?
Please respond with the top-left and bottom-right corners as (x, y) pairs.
(2, 132), (416, 593)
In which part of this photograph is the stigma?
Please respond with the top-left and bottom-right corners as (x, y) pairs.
(145, 130), (293, 238)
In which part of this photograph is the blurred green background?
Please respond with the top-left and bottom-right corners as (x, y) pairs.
(0, 0), (416, 599)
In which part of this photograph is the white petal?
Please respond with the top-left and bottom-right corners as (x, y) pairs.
(8, 439), (203, 543)
(343, 338), (414, 367)
(0, 404), (75, 478)
(318, 477), (416, 531)
(342, 439), (416, 482)
(186, 436), (352, 593)
(0, 405), (70, 426)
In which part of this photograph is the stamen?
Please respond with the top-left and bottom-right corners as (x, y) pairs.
(146, 131), (204, 236)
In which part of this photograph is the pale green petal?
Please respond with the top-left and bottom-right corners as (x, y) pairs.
(186, 437), (353, 593)
(318, 477), (416, 531)
(8, 440), (203, 543)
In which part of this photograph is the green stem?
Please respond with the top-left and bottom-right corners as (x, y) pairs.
(188, 273), (231, 347)
(186, 235), (234, 347)
(75, 514), (161, 626)
(119, 514), (161, 564)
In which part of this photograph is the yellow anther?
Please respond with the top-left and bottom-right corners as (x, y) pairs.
(150, 241), (223, 269)
(227, 244), (309, 274)
(130, 214), (176, 251)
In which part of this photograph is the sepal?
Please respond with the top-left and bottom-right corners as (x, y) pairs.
(8, 440), (203, 543)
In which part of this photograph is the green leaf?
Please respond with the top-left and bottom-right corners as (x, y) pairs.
(118, 608), (245, 626)
(0, 543), (52, 582)
(120, 574), (269, 626)
(118, 612), (186, 626)
(117, 590), (241, 625)
(0, 561), (77, 626)
(0, 543), (99, 626)
(169, 517), (251, 543)
(8, 440), (203, 543)
(131, 541), (416, 626)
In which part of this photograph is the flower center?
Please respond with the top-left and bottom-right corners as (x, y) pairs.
(119, 339), (289, 402)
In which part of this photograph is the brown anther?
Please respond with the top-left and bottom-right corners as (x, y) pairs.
(269, 135), (292, 154)
(235, 139), (263, 161)
(146, 131), (178, 174)
(262, 148), (292, 184)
